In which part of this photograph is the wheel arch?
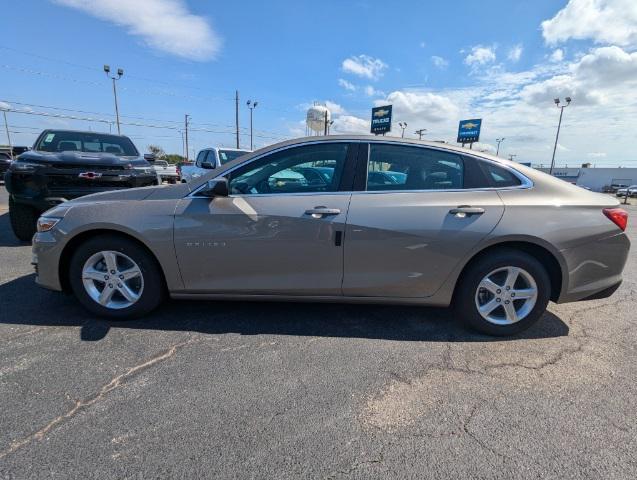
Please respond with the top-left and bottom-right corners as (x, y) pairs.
(452, 239), (565, 303)
(58, 228), (168, 293)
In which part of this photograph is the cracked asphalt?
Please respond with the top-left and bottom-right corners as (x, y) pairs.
(1, 185), (636, 479)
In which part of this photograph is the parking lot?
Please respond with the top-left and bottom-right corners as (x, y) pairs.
(1, 185), (636, 479)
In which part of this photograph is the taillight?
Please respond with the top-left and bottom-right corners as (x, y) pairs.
(603, 208), (628, 231)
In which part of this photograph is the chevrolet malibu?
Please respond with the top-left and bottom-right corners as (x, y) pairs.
(32, 136), (630, 336)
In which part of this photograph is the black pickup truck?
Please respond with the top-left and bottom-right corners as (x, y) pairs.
(4, 129), (159, 240)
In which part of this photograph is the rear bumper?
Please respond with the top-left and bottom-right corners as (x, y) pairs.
(557, 232), (630, 303)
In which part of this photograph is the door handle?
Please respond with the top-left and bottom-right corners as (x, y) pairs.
(305, 206), (341, 218)
(449, 205), (485, 217)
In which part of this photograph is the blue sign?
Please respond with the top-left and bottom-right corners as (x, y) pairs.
(371, 105), (392, 134)
(457, 118), (482, 144)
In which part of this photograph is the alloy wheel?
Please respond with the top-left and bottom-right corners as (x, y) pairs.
(82, 250), (144, 310)
(474, 266), (538, 325)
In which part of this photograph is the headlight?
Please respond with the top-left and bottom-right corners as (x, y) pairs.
(134, 167), (152, 174)
(12, 162), (46, 172)
(36, 217), (61, 233)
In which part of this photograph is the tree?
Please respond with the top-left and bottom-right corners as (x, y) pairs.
(147, 144), (165, 159)
(164, 153), (185, 164)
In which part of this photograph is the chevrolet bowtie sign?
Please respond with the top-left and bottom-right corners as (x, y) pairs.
(457, 118), (482, 144)
(371, 105), (392, 134)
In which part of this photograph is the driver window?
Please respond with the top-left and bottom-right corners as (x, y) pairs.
(227, 143), (348, 195)
(195, 150), (207, 168)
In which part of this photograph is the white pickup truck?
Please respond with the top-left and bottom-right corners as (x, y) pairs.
(180, 147), (250, 183)
(152, 160), (179, 183)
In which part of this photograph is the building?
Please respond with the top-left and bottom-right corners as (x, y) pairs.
(535, 165), (637, 191)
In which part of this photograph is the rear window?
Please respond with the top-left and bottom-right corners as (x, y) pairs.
(480, 162), (522, 188)
(35, 131), (138, 156)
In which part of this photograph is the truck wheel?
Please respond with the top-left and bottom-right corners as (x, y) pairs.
(454, 249), (551, 336)
(69, 235), (165, 319)
(9, 197), (38, 242)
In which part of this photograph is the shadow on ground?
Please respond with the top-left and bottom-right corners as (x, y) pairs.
(0, 274), (569, 343)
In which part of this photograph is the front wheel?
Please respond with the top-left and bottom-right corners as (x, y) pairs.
(9, 197), (38, 241)
(455, 249), (551, 336)
(69, 235), (164, 319)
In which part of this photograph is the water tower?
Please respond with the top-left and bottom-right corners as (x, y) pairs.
(306, 103), (331, 136)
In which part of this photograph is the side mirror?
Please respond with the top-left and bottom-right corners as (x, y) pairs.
(201, 161), (215, 169)
(198, 178), (229, 197)
(144, 153), (156, 162)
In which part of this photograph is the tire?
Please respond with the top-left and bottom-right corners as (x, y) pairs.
(454, 248), (551, 336)
(69, 235), (165, 319)
(9, 197), (38, 242)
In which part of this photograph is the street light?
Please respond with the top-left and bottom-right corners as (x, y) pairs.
(246, 100), (258, 151)
(496, 137), (505, 156)
(104, 64), (124, 134)
(549, 96), (571, 175)
(398, 122), (408, 138)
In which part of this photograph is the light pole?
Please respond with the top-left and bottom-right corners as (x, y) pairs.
(2, 108), (13, 159)
(104, 65), (123, 134)
(246, 100), (258, 150)
(398, 122), (408, 138)
(549, 96), (571, 175)
(496, 137), (505, 156)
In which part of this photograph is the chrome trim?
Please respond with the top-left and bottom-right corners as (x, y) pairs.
(186, 138), (533, 198)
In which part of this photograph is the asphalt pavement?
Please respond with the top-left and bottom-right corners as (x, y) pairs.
(1, 185), (636, 479)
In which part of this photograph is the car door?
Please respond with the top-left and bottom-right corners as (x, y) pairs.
(173, 141), (359, 295)
(342, 142), (506, 298)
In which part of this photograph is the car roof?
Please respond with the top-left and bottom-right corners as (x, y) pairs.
(39, 128), (131, 138)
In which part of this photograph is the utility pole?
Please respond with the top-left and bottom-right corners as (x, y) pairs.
(103, 65), (123, 134)
(508, 154), (517, 161)
(235, 90), (240, 149)
(184, 114), (190, 162)
(2, 109), (13, 159)
(550, 97), (571, 175)
(246, 100), (258, 150)
(323, 110), (329, 136)
(414, 128), (427, 140)
(496, 137), (505, 156)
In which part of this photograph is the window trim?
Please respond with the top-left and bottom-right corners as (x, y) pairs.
(353, 141), (532, 194)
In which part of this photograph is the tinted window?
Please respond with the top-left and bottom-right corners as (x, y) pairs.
(195, 150), (207, 167)
(35, 131), (138, 156)
(219, 149), (249, 165)
(480, 162), (522, 188)
(204, 150), (217, 167)
(228, 143), (348, 195)
(366, 144), (463, 191)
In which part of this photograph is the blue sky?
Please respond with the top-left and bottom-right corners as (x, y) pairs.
(2, 0), (637, 166)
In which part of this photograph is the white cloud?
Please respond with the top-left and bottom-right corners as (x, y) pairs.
(541, 0), (637, 47)
(341, 55), (388, 80)
(53, 0), (221, 61)
(338, 78), (357, 91)
(549, 49), (565, 62)
(419, 41), (426, 49)
(431, 56), (449, 69)
(588, 152), (607, 158)
(364, 85), (385, 97)
(331, 115), (369, 134)
(464, 45), (497, 66)
(379, 90), (460, 123)
(0, 101), (11, 110)
(508, 44), (523, 62)
(324, 101), (347, 116)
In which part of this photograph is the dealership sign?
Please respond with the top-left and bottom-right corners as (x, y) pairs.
(457, 118), (482, 144)
(371, 105), (392, 134)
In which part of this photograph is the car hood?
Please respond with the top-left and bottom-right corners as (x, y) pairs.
(66, 182), (191, 205)
(19, 150), (150, 167)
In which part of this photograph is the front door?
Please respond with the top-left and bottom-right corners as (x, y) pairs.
(174, 142), (357, 295)
(343, 143), (505, 298)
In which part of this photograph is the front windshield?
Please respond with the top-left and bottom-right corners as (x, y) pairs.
(35, 131), (139, 156)
(218, 149), (249, 165)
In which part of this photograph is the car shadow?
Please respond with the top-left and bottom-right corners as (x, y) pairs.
(0, 212), (29, 247)
(0, 274), (570, 342)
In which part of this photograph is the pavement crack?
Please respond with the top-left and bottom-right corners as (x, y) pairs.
(461, 404), (513, 464)
(0, 338), (195, 459)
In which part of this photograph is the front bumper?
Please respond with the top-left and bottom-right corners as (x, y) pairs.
(32, 230), (66, 291)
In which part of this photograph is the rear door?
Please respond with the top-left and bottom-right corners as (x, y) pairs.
(174, 141), (359, 294)
(343, 142), (505, 298)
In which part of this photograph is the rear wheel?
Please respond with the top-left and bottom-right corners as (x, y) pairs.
(69, 235), (164, 319)
(9, 197), (38, 241)
(455, 249), (550, 336)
